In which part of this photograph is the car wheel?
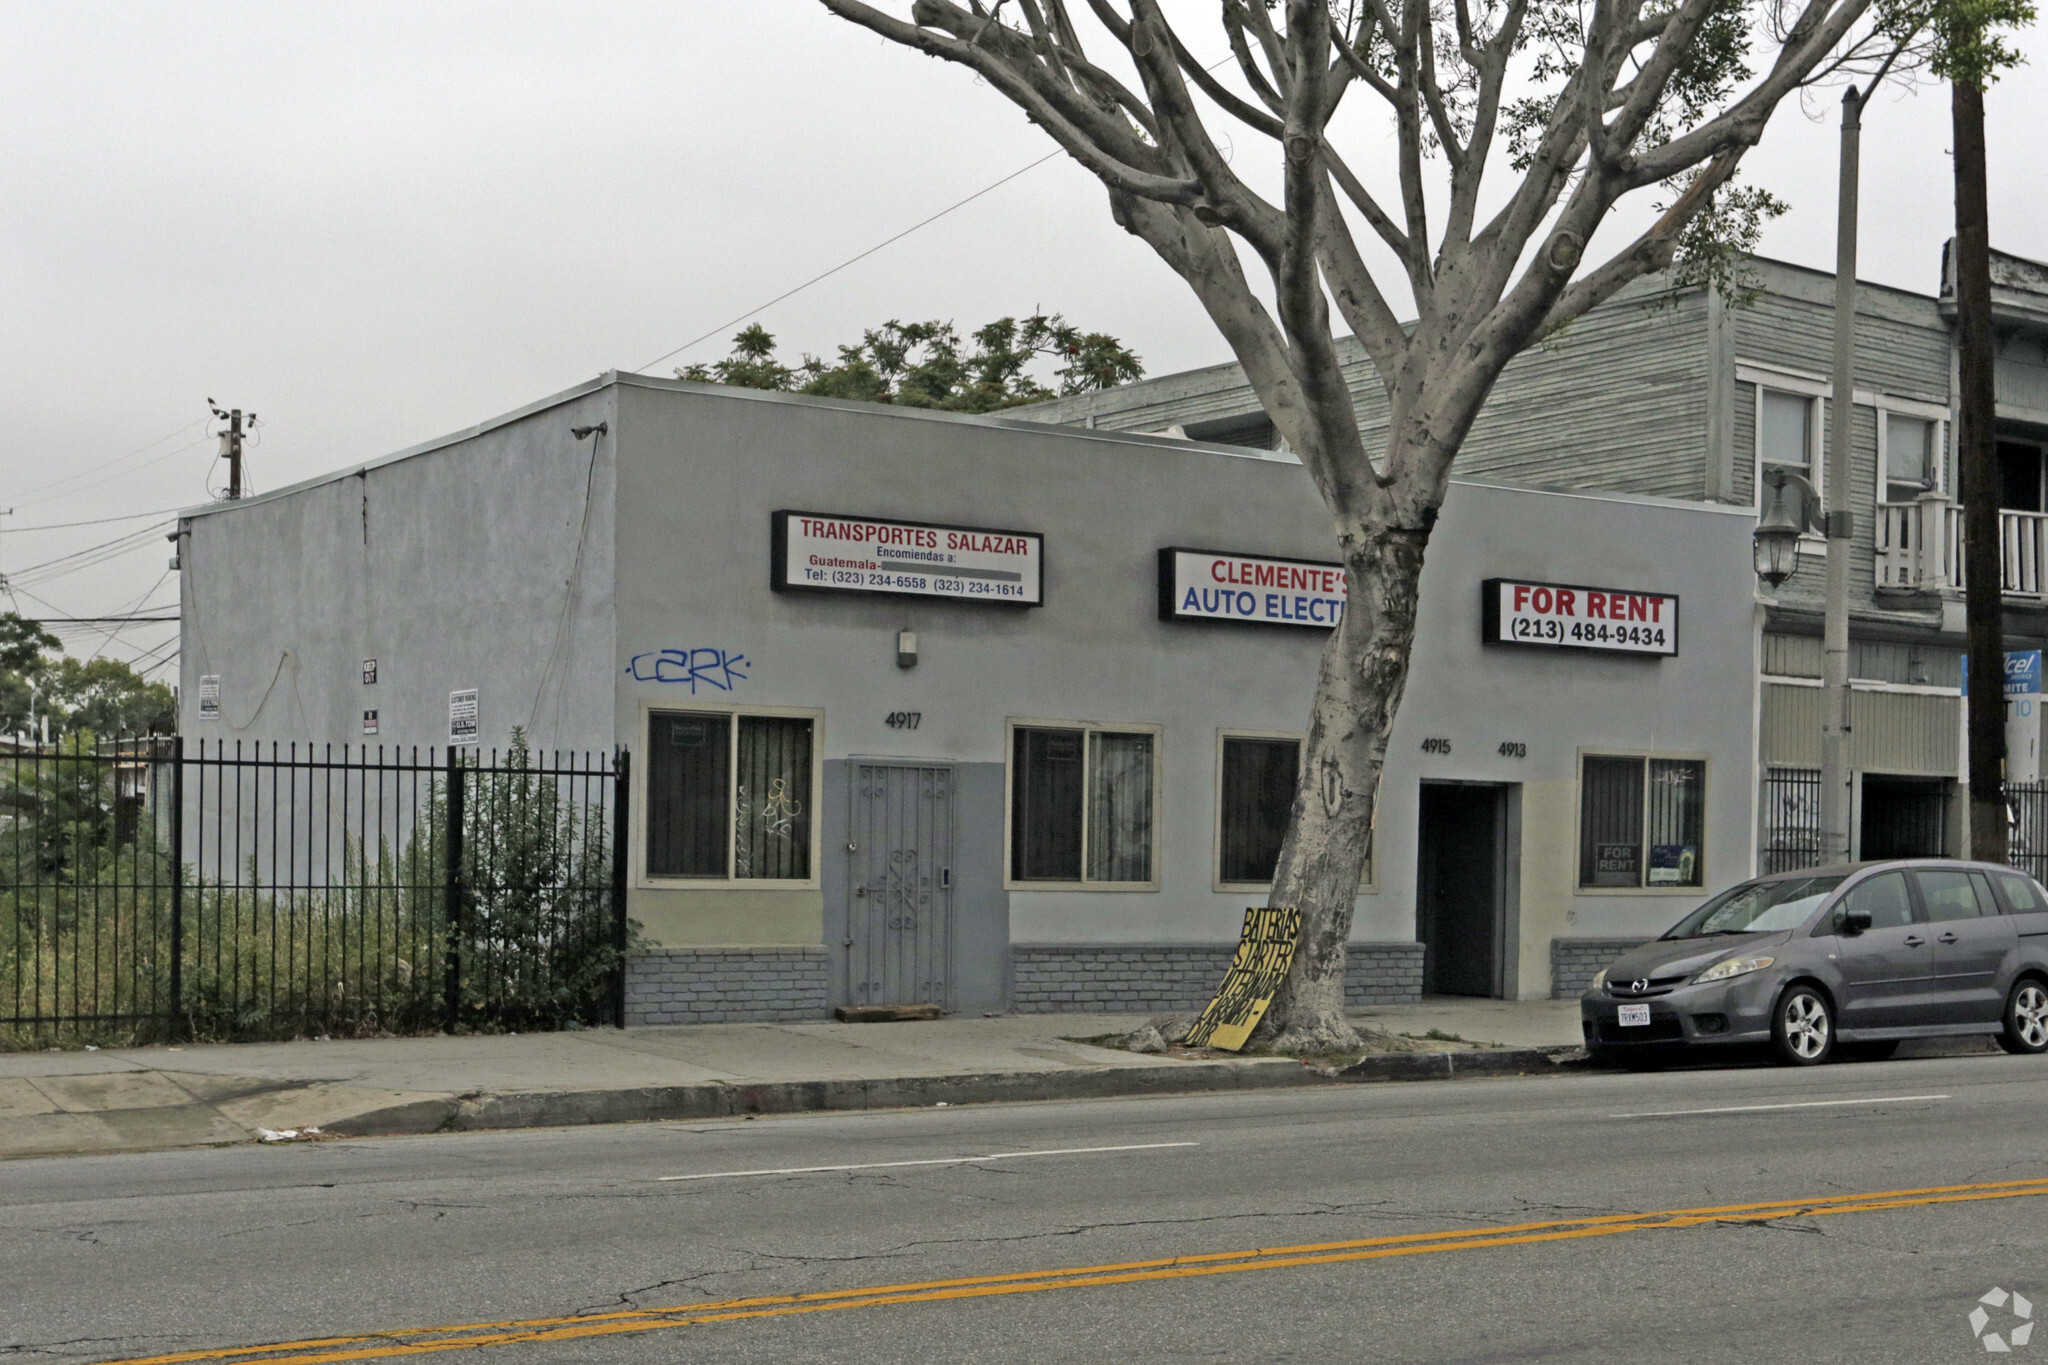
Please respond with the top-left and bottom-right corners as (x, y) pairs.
(1772, 985), (1834, 1066)
(1999, 978), (2048, 1056)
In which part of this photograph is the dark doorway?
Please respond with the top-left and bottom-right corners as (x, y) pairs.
(1998, 440), (2044, 512)
(1416, 783), (1508, 997)
(1859, 775), (1950, 860)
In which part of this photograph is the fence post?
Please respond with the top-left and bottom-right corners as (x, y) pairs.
(168, 736), (185, 1034)
(610, 749), (631, 1028)
(443, 749), (466, 1030)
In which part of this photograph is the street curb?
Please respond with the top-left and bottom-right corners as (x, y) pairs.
(316, 1047), (1590, 1140)
(320, 1058), (1327, 1137)
(1334, 1045), (1587, 1082)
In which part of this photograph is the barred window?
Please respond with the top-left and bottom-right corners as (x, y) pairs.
(647, 710), (813, 881)
(1010, 723), (1157, 885)
(1579, 754), (1705, 889)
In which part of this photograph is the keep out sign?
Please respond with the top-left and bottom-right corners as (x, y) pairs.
(1481, 577), (1679, 657)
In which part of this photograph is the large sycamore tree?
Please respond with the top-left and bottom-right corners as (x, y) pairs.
(821, 0), (1892, 1048)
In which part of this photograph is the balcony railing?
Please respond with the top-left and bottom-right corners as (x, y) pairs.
(1875, 495), (2048, 597)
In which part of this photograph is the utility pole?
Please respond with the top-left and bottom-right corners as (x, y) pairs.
(1956, 71), (2005, 861)
(1819, 86), (1861, 865)
(208, 400), (252, 500)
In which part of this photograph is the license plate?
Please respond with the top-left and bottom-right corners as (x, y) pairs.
(1618, 1003), (1651, 1027)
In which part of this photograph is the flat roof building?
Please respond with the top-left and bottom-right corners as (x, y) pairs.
(178, 372), (1759, 1020)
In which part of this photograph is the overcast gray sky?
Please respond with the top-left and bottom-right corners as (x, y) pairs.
(3, 1), (2044, 676)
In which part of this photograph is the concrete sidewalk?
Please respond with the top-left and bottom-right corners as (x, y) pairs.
(0, 999), (1585, 1161)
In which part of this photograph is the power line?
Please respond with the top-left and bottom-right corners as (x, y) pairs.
(1, 507), (187, 534)
(4, 522), (173, 586)
(636, 149), (1063, 374)
(29, 614), (179, 625)
(6, 417), (205, 506)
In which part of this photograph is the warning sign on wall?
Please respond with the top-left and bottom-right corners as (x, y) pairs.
(449, 689), (478, 746)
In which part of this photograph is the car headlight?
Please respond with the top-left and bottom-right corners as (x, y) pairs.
(1591, 968), (1608, 989)
(1694, 954), (1775, 984)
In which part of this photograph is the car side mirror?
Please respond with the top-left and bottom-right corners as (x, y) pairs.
(1839, 908), (1873, 934)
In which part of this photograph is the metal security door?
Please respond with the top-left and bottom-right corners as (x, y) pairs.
(847, 764), (954, 1009)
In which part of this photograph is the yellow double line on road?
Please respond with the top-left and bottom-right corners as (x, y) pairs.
(93, 1175), (2048, 1365)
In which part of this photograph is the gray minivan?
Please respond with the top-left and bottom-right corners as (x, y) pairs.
(1581, 860), (2048, 1066)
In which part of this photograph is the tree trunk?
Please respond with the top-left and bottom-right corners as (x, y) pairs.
(1955, 76), (2005, 863)
(1257, 492), (1435, 1052)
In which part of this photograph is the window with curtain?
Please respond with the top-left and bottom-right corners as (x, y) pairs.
(1885, 413), (1938, 503)
(1579, 754), (1706, 889)
(1088, 731), (1154, 883)
(1010, 724), (1157, 884)
(1760, 390), (1815, 487)
(646, 710), (813, 881)
(1220, 737), (1298, 884)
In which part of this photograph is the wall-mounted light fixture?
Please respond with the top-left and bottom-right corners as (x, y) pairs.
(897, 629), (918, 669)
(570, 422), (608, 440)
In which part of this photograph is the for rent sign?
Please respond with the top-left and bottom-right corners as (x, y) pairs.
(1158, 548), (1346, 628)
(1481, 578), (1679, 656)
(772, 510), (1042, 606)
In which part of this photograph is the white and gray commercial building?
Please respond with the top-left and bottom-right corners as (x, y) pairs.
(177, 371), (1760, 1021)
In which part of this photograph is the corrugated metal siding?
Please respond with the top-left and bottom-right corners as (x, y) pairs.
(1761, 683), (1958, 774)
(1763, 632), (1821, 677)
(1763, 633), (1963, 686)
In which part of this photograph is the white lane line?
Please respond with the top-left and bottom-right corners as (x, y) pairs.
(1611, 1094), (1951, 1119)
(657, 1141), (1199, 1182)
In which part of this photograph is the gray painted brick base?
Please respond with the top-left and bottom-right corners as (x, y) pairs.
(1550, 938), (1654, 999)
(626, 947), (831, 1025)
(1011, 942), (1424, 1013)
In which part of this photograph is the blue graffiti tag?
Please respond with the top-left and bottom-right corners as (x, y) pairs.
(624, 648), (751, 693)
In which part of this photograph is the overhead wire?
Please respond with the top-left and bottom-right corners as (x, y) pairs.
(5, 523), (173, 590)
(85, 567), (174, 664)
(636, 149), (1064, 374)
(631, 46), (1250, 377)
(6, 417), (206, 507)
(2, 506), (188, 534)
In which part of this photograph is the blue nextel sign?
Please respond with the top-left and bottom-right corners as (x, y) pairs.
(1960, 649), (2042, 697)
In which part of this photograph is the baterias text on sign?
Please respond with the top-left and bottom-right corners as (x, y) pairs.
(1184, 907), (1302, 1050)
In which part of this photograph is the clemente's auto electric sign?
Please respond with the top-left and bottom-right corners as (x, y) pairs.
(772, 510), (1042, 606)
(1481, 577), (1678, 656)
(1159, 548), (1346, 628)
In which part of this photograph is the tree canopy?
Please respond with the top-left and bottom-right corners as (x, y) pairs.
(0, 612), (175, 740)
(679, 313), (1143, 413)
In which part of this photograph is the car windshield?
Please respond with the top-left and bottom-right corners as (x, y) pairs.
(1661, 875), (1845, 939)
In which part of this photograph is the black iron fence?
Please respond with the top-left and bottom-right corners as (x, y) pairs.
(1759, 766), (1823, 874)
(1763, 769), (2048, 880)
(2009, 783), (2048, 884)
(1, 737), (629, 1046)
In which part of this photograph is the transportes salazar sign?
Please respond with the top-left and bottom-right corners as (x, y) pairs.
(1481, 578), (1678, 656)
(1158, 548), (1346, 628)
(772, 510), (1042, 606)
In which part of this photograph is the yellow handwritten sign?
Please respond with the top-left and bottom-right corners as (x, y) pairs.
(1184, 906), (1301, 1051)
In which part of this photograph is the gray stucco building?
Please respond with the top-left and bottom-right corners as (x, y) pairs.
(177, 373), (1759, 1019)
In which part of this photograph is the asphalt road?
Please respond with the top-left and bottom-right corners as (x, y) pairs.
(5, 1051), (2047, 1364)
